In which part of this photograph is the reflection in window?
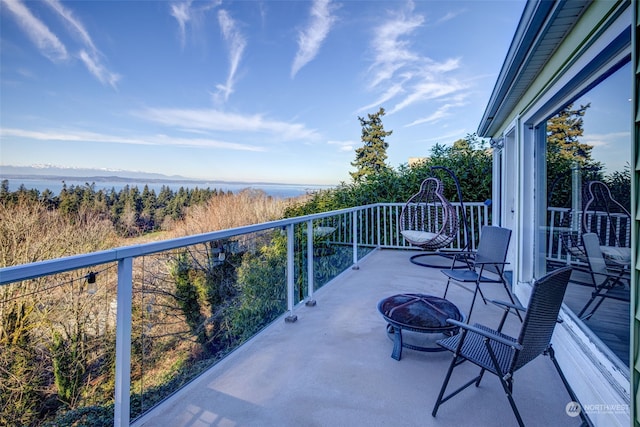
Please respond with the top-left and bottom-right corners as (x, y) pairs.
(543, 62), (631, 367)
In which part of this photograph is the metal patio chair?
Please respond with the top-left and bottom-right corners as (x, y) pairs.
(432, 266), (586, 427)
(441, 226), (520, 321)
(576, 233), (630, 320)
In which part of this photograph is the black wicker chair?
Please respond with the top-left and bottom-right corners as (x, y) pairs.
(441, 226), (519, 321)
(432, 267), (586, 427)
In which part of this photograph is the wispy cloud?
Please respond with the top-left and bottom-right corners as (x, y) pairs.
(582, 131), (631, 148)
(214, 10), (247, 103)
(170, 0), (193, 48)
(136, 108), (320, 141)
(0, 127), (266, 152)
(436, 10), (464, 25)
(327, 139), (355, 153)
(1, 0), (68, 62)
(45, 0), (120, 88)
(389, 75), (465, 114)
(291, 0), (337, 78)
(169, 1), (222, 47)
(405, 95), (467, 127)
(422, 128), (468, 144)
(361, 1), (468, 119)
(78, 50), (120, 89)
(367, 3), (423, 89)
(1, 0), (120, 88)
(45, 0), (94, 51)
(356, 82), (406, 114)
(0, 104), (320, 152)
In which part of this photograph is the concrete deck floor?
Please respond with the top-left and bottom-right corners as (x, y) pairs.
(133, 249), (585, 427)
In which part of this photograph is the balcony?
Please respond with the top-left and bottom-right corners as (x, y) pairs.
(0, 202), (601, 426)
(131, 248), (582, 427)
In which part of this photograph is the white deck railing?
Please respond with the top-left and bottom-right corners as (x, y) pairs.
(0, 202), (490, 426)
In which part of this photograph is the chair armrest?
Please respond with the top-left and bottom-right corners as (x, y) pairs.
(573, 262), (629, 279)
(445, 319), (523, 350)
(488, 299), (524, 331)
(446, 251), (476, 269)
(490, 299), (526, 312)
(437, 248), (467, 254)
(473, 255), (510, 266)
(450, 251), (475, 260)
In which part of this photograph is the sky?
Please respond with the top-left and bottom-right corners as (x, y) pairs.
(0, 0), (527, 185)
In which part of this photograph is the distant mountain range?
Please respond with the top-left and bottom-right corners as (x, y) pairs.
(0, 164), (291, 186)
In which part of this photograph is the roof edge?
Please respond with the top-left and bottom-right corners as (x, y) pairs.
(477, 0), (556, 137)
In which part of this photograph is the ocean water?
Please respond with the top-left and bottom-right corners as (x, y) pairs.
(3, 178), (330, 199)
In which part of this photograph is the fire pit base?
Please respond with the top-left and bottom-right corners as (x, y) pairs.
(377, 293), (464, 360)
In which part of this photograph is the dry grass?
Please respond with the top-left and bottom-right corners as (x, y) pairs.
(169, 189), (299, 237)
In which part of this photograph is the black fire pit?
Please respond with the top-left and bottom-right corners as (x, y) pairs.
(378, 293), (463, 360)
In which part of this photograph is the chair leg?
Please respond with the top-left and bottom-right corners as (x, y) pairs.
(468, 284), (484, 321)
(496, 376), (524, 427)
(475, 368), (486, 387)
(432, 354), (458, 417)
(501, 281), (523, 322)
(444, 278), (452, 299)
(476, 282), (488, 304)
(432, 355), (481, 417)
(546, 345), (592, 426)
(577, 294), (597, 319)
(485, 341), (525, 427)
(468, 287), (479, 321)
(581, 296), (606, 320)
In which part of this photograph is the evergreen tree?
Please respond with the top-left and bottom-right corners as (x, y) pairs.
(546, 103), (593, 162)
(0, 179), (10, 202)
(546, 103), (603, 207)
(172, 252), (208, 345)
(350, 107), (392, 182)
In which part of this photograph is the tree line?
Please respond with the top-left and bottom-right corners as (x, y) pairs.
(0, 180), (232, 237)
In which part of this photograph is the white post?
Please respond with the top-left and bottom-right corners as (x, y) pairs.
(285, 224), (297, 322)
(352, 210), (359, 269)
(306, 220), (316, 306)
(114, 257), (133, 427)
(571, 162), (582, 231)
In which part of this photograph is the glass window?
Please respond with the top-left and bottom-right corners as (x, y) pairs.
(541, 61), (631, 367)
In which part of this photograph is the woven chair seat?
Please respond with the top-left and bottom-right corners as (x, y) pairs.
(437, 323), (516, 375)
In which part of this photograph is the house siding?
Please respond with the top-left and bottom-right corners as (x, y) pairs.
(631, 2), (639, 425)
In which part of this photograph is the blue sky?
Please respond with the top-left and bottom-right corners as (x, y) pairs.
(0, 0), (525, 185)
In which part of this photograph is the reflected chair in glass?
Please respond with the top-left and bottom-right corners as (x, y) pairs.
(557, 180), (631, 266)
(441, 226), (520, 321)
(576, 232), (630, 320)
(432, 267), (587, 427)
